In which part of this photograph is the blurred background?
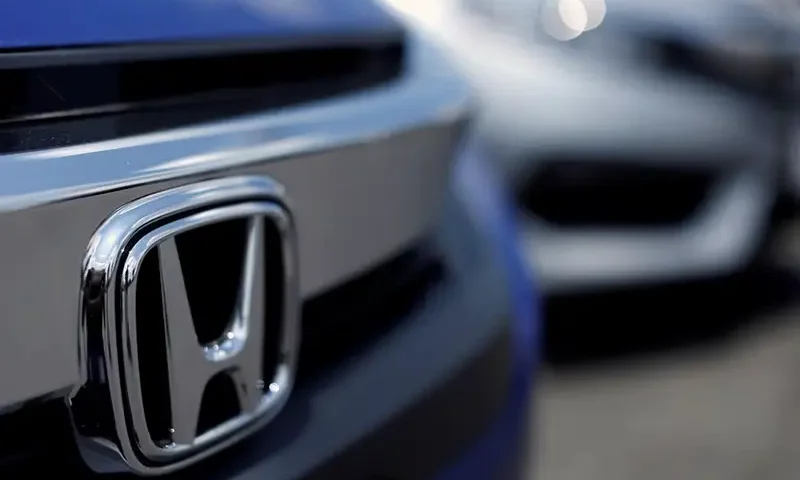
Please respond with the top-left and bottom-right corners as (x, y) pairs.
(382, 0), (800, 478)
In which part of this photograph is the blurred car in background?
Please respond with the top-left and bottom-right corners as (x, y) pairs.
(383, 0), (797, 294)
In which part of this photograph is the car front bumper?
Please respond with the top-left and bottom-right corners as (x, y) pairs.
(1, 136), (539, 480)
(113, 143), (539, 480)
(0, 30), (539, 478)
(384, 0), (779, 294)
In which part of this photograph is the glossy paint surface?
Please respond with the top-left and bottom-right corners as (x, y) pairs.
(437, 141), (540, 479)
(0, 0), (399, 51)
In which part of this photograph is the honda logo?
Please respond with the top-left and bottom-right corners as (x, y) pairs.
(69, 177), (300, 475)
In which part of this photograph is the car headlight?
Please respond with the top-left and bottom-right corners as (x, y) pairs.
(652, 33), (790, 100)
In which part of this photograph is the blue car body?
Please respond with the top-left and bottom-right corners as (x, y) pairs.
(0, 0), (540, 478)
(0, 0), (398, 50)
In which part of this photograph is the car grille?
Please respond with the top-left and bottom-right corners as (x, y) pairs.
(298, 243), (444, 383)
(0, 242), (444, 476)
(518, 158), (718, 228)
(0, 38), (405, 154)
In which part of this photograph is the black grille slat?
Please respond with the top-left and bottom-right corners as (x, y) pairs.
(0, 40), (405, 154)
(0, 44), (404, 125)
(298, 244), (445, 384)
(652, 37), (791, 103)
(519, 159), (717, 228)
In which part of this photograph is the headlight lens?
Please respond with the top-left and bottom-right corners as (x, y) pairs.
(652, 34), (789, 99)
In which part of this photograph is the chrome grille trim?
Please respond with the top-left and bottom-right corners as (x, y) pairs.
(0, 33), (470, 409)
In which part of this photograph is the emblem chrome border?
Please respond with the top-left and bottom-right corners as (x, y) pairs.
(68, 176), (300, 476)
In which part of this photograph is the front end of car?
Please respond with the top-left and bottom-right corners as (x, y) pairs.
(0, 1), (539, 478)
(388, 0), (789, 294)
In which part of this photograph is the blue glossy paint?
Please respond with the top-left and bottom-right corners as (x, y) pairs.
(438, 140), (541, 480)
(0, 0), (399, 51)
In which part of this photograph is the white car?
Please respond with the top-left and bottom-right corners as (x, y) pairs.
(383, 0), (792, 294)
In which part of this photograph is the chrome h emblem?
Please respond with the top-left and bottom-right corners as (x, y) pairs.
(69, 177), (300, 476)
(158, 213), (273, 447)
